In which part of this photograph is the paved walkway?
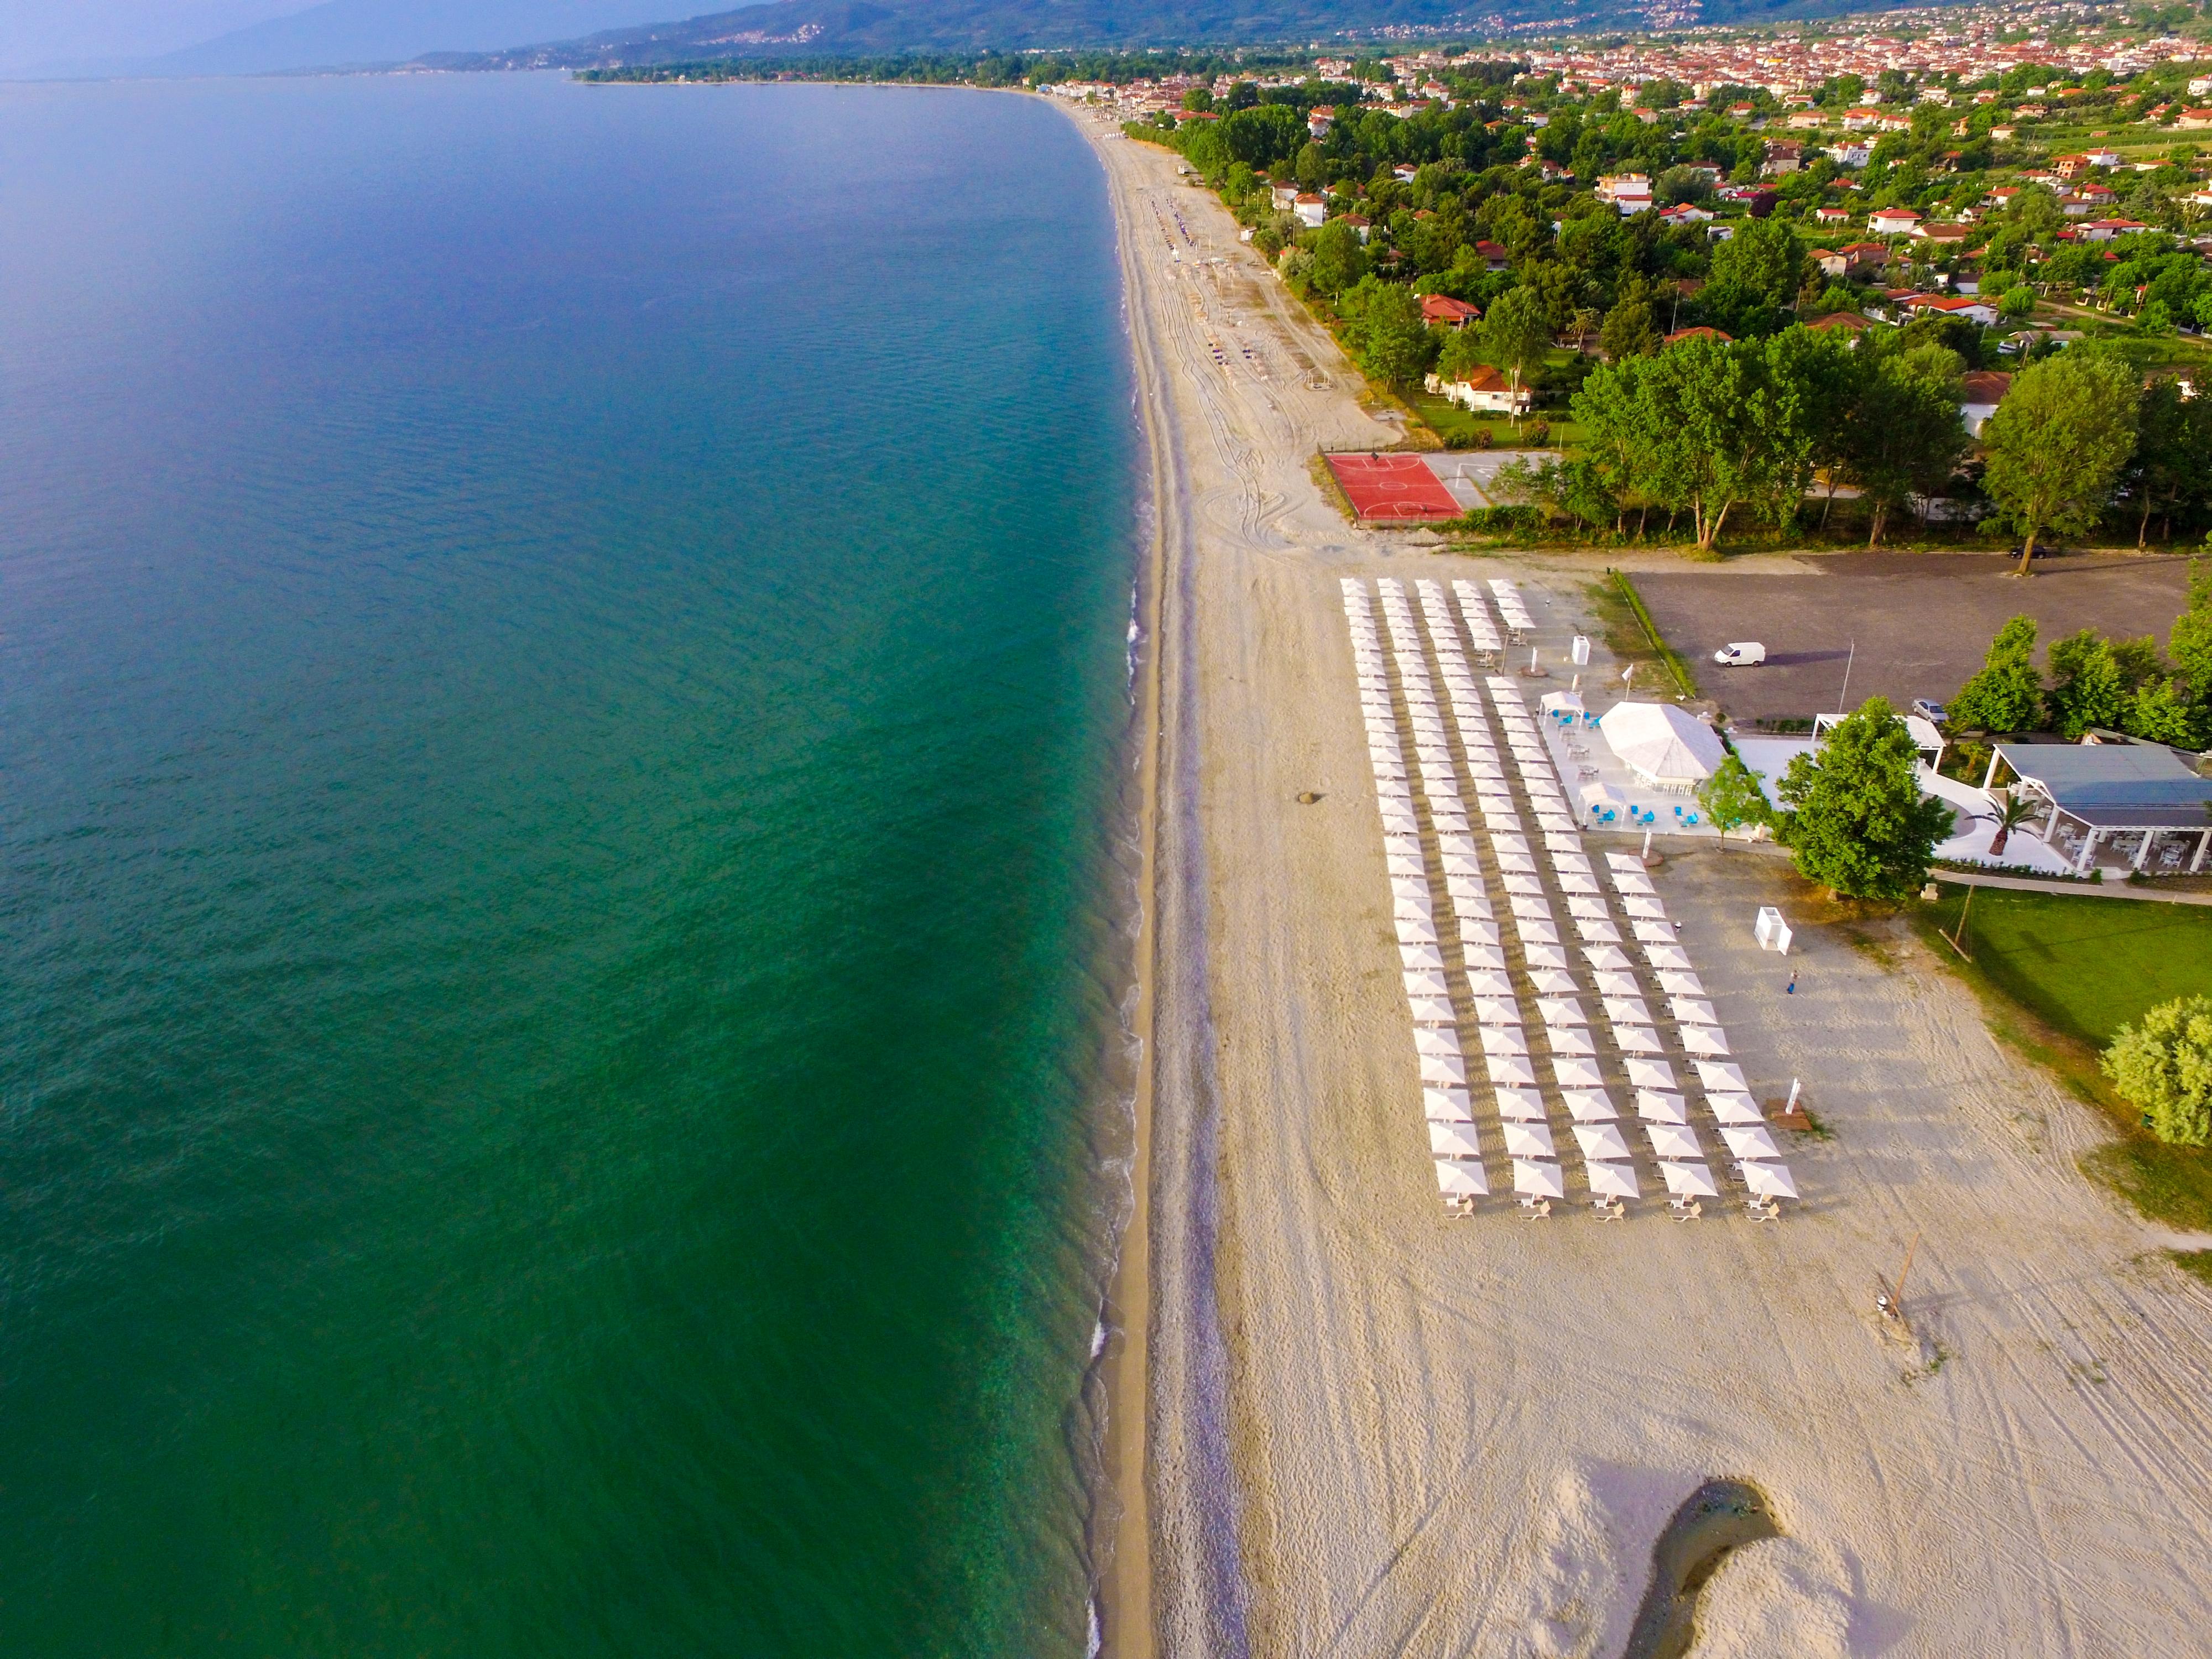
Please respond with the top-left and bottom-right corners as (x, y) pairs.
(1932, 868), (2212, 906)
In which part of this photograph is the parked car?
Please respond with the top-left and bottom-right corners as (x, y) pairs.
(1911, 698), (1949, 724)
(1713, 641), (1766, 667)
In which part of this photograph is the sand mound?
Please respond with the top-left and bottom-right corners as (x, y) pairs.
(1689, 1536), (1855, 1658)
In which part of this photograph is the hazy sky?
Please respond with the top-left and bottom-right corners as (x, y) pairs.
(0, 0), (310, 69)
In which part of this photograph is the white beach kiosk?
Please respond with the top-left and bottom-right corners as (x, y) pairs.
(1598, 701), (1726, 792)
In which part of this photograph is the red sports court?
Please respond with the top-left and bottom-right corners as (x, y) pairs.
(1326, 452), (1462, 523)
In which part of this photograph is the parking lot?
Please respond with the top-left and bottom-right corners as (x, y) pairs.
(1633, 552), (2198, 724)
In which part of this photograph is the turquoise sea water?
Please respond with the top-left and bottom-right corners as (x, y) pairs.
(0, 75), (1136, 1653)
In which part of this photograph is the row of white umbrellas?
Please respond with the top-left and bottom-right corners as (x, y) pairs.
(1350, 576), (1800, 1213)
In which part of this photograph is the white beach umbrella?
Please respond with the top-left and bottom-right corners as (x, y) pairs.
(1465, 945), (1510, 972)
(1557, 872), (1601, 895)
(1485, 1088), (1540, 1123)
(1566, 896), (1609, 921)
(1396, 917), (1439, 946)
(1407, 996), (1459, 1026)
(1645, 944), (1694, 971)
(1594, 970), (1641, 997)
(1584, 945), (1634, 972)
(1413, 1026), (1462, 1057)
(1626, 1057), (1676, 1091)
(1682, 1026), (1731, 1058)
(1486, 1053), (1538, 1087)
(1430, 1120), (1484, 1159)
(1670, 997), (1719, 1026)
(1438, 834), (1480, 858)
(1587, 1161), (1641, 1200)
(1708, 1092), (1766, 1125)
(1385, 857), (1426, 880)
(1512, 1160), (1567, 1200)
(1613, 871), (1657, 896)
(1562, 1089), (1618, 1123)
(1518, 918), (1561, 946)
(1400, 945), (1446, 972)
(1529, 968), (1579, 996)
(1536, 998), (1587, 1025)
(1636, 1089), (1688, 1125)
(1575, 920), (1622, 948)
(1601, 997), (1652, 1026)
(1525, 943), (1571, 972)
(1696, 1061), (1749, 1094)
(1463, 921), (1504, 948)
(1383, 813), (1420, 838)
(1464, 970), (1514, 998)
(1502, 873), (1545, 896)
(1503, 1120), (1556, 1159)
(1631, 920), (1676, 946)
(1573, 1123), (1632, 1162)
(1605, 852), (1646, 873)
(1615, 1026), (1665, 1055)
(1662, 1161), (1720, 1199)
(1743, 1161), (1798, 1201)
(1552, 1055), (1604, 1088)
(1420, 1052), (1469, 1087)
(1647, 1122), (1703, 1160)
(1424, 1086), (1475, 1123)
(1436, 1158), (1489, 1198)
(1471, 997), (1521, 1026)
(1404, 969), (1452, 999)
(1496, 850), (1539, 874)
(1722, 1125), (1782, 1162)
(1395, 894), (1434, 921)
(1478, 1026), (1528, 1057)
(1445, 872), (1487, 900)
(1657, 970), (1705, 998)
(1624, 896), (1669, 921)
(1546, 1025), (1597, 1057)
(1441, 853), (1484, 878)
(1390, 875), (1431, 900)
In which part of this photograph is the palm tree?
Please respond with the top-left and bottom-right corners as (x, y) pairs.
(1987, 792), (2038, 858)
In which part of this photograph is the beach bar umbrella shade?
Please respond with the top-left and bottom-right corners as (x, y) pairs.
(1645, 944), (1694, 971)
(1396, 917), (1439, 946)
(1536, 998), (1587, 1025)
(1696, 1061), (1749, 1094)
(1401, 945), (1446, 972)
(1467, 970), (1515, 999)
(1662, 1161), (1720, 1199)
(1421, 1053), (1469, 1087)
(1682, 1026), (1731, 1057)
(1563, 1089), (1618, 1122)
(1408, 996), (1459, 1026)
(1442, 853), (1484, 877)
(1626, 1057), (1676, 1091)
(1573, 1123), (1632, 1161)
(1671, 998), (1719, 1026)
(1430, 1121), (1484, 1159)
(1486, 1053), (1538, 1087)
(1722, 1125), (1782, 1162)
(1414, 1026), (1463, 1058)
(1743, 1161), (1798, 1201)
(1478, 1026), (1529, 1058)
(1437, 1159), (1489, 1198)
(1584, 945), (1634, 972)
(1425, 1087), (1475, 1122)
(1494, 1087), (1547, 1121)
(1546, 1025), (1597, 1056)
(1513, 1160), (1567, 1201)
(1552, 1055), (1604, 1089)
(1530, 969), (1579, 996)
(1472, 998), (1522, 1026)
(1386, 855), (1426, 879)
(1503, 1121), (1556, 1159)
(1587, 1161), (1641, 1201)
(1636, 1089), (1689, 1124)
(1615, 1026), (1665, 1055)
(1404, 970), (1452, 1000)
(1646, 1123), (1703, 1160)
(1708, 1092), (1766, 1125)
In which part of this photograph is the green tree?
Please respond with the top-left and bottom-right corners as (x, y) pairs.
(1697, 753), (1773, 837)
(1703, 215), (1807, 335)
(1338, 278), (1435, 389)
(1948, 615), (2044, 733)
(1481, 285), (1552, 425)
(1980, 348), (2141, 575)
(1834, 339), (1968, 545)
(2122, 676), (2199, 745)
(1598, 293), (1658, 359)
(2044, 629), (2125, 737)
(1773, 696), (1957, 900)
(2167, 559), (2212, 743)
(2125, 378), (2211, 545)
(1306, 218), (1368, 296)
(2101, 995), (2212, 1147)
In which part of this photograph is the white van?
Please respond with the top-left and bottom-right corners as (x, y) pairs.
(1713, 641), (1766, 667)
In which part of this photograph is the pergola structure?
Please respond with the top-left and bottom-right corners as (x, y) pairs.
(1988, 740), (2212, 875)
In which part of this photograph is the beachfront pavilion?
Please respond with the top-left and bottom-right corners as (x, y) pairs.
(1598, 701), (1725, 794)
(1987, 740), (2212, 875)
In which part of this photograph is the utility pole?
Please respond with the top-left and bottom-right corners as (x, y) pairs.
(1837, 639), (1855, 717)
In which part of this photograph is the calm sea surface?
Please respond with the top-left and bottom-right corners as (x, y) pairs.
(0, 74), (1137, 1653)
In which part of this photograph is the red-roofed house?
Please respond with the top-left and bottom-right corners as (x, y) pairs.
(1663, 326), (1733, 346)
(1868, 207), (1923, 236)
(1421, 294), (1483, 328)
(1960, 370), (2012, 436)
(1424, 364), (1533, 415)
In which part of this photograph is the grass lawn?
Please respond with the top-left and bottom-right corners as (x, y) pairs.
(1921, 884), (2212, 1233)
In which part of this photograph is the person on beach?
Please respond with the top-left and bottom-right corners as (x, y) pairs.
(1787, 970), (1797, 995)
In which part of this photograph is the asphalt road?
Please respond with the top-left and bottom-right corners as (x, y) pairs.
(1634, 552), (2198, 723)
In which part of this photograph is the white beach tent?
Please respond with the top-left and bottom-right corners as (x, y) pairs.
(1425, 1087), (1475, 1123)
(1743, 1161), (1798, 1201)
(1598, 702), (1725, 792)
(1430, 1120), (1484, 1159)
(1587, 1161), (1641, 1200)
(1573, 1123), (1632, 1161)
(1503, 1121), (1557, 1159)
(1436, 1158), (1489, 1198)
(1495, 1087), (1548, 1121)
(1514, 1160), (1567, 1201)
(1721, 1125), (1782, 1162)
(1662, 1161), (1720, 1199)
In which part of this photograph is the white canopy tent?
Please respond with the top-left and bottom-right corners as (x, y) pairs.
(1598, 702), (1725, 792)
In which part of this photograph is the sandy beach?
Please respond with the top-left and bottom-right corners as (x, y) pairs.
(1077, 102), (2212, 1658)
